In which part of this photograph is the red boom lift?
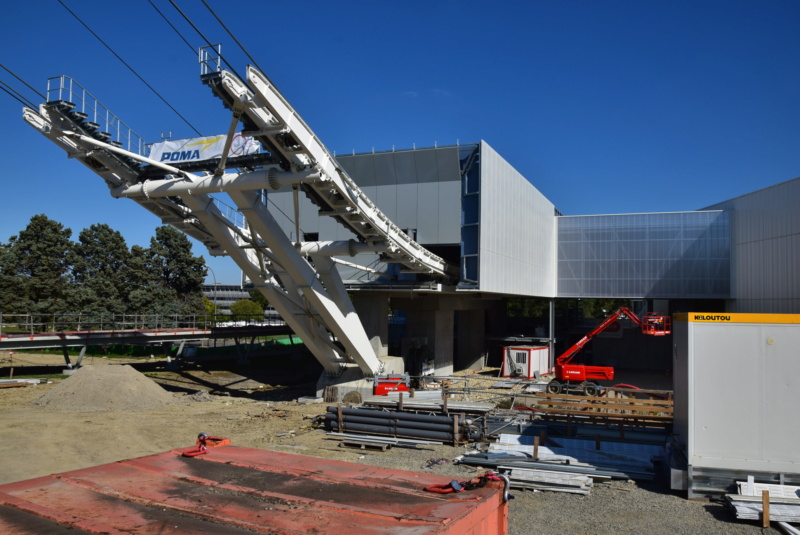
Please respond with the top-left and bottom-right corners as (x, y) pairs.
(547, 307), (671, 396)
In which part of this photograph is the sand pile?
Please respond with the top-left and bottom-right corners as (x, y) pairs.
(34, 365), (175, 412)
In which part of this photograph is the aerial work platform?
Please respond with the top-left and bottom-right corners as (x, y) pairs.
(0, 446), (507, 534)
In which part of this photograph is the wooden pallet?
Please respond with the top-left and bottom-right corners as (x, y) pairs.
(532, 392), (673, 428)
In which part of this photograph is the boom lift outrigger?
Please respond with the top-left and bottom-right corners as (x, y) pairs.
(547, 307), (671, 396)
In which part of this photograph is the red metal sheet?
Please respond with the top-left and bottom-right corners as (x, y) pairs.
(0, 446), (507, 534)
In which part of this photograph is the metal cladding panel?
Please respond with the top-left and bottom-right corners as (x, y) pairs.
(675, 314), (800, 473)
(438, 179), (461, 243)
(477, 141), (556, 297)
(267, 147), (463, 284)
(0, 447), (508, 534)
(335, 147), (462, 246)
(417, 181), (441, 243)
(375, 185), (398, 224)
(353, 154), (378, 187)
(269, 185), (320, 241)
(558, 211), (730, 298)
(395, 183), (418, 230)
(672, 320), (691, 457)
(705, 177), (800, 313)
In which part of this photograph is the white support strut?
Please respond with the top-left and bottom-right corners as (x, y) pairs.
(22, 65), (457, 378)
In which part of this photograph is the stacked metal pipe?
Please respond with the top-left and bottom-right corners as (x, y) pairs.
(324, 405), (468, 443)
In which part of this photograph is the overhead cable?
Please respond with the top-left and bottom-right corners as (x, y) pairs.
(56, 0), (203, 137)
(147, 0), (196, 55)
(0, 64), (45, 100)
(200, 0), (265, 74)
(0, 82), (36, 109)
(167, 0), (238, 76)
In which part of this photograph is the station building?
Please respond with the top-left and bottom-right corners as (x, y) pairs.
(267, 141), (800, 376)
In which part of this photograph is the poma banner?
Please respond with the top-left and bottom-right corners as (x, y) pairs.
(149, 133), (260, 163)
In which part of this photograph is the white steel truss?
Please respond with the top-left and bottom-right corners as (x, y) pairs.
(22, 63), (455, 378)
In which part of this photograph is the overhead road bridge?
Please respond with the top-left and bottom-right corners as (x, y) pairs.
(0, 324), (292, 352)
(0, 313), (292, 369)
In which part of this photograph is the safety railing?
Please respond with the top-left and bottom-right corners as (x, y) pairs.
(0, 313), (285, 337)
(199, 44), (222, 75)
(46, 75), (147, 155)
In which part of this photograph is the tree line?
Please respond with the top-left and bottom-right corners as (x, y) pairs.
(0, 214), (207, 317)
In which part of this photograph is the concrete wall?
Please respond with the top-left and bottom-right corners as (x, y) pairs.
(393, 296), (499, 376)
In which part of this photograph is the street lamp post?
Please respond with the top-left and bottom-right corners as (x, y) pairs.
(205, 264), (218, 321)
(205, 265), (218, 348)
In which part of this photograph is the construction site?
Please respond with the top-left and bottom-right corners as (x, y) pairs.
(2, 4), (800, 533)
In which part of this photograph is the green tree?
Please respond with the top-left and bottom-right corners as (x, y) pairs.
(0, 242), (25, 313)
(576, 298), (630, 319)
(8, 214), (73, 314)
(248, 288), (269, 311)
(147, 226), (206, 315)
(70, 223), (131, 315)
(229, 299), (263, 320)
(203, 295), (218, 315)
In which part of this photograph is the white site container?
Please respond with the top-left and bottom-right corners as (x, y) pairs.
(673, 313), (800, 493)
(501, 345), (550, 379)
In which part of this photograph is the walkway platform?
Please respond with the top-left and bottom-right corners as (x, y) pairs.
(0, 324), (293, 351)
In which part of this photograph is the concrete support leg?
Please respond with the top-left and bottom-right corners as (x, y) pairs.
(434, 310), (454, 376)
(456, 309), (486, 370)
(352, 294), (389, 358)
(74, 346), (87, 368)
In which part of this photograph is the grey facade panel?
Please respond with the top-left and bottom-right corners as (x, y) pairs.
(557, 211), (731, 298)
(393, 151), (419, 185)
(373, 153), (396, 186)
(416, 181), (440, 243)
(438, 179), (461, 243)
(477, 141), (557, 297)
(353, 154), (377, 187)
(413, 149), (439, 184)
(394, 183), (418, 232)
(435, 148), (461, 183)
(705, 177), (800, 313)
(375, 185), (398, 225)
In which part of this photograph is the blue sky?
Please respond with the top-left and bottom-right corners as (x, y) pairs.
(1, 1), (799, 284)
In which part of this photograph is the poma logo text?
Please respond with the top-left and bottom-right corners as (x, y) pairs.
(160, 150), (201, 162)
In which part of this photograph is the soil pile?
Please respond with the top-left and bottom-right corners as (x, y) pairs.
(34, 365), (175, 412)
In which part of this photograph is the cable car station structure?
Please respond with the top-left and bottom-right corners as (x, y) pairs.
(21, 46), (800, 398)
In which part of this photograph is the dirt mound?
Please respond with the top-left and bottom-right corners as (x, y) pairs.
(186, 390), (214, 402)
(34, 365), (175, 412)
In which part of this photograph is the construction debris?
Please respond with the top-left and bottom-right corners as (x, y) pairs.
(0, 378), (45, 388)
(499, 466), (593, 495)
(726, 478), (800, 523)
(323, 405), (478, 445)
(491, 433), (663, 476)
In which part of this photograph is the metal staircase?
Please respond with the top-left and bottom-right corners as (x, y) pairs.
(22, 50), (456, 378)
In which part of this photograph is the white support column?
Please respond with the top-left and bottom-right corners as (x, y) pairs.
(179, 194), (346, 375)
(227, 189), (382, 376)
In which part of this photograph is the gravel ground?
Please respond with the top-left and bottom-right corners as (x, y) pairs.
(0, 357), (786, 534)
(314, 440), (779, 535)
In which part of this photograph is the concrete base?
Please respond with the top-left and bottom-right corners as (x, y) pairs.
(316, 356), (405, 403)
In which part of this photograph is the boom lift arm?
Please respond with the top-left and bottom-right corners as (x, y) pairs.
(548, 307), (671, 396)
